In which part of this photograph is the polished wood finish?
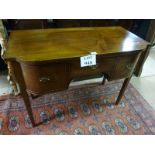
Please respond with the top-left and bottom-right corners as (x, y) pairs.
(2, 19), (152, 74)
(9, 61), (35, 126)
(5, 26), (147, 62)
(20, 53), (139, 95)
(3, 27), (148, 127)
(21, 62), (68, 95)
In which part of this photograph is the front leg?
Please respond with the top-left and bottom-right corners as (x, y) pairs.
(22, 90), (36, 127)
(115, 76), (132, 105)
(101, 75), (107, 85)
(7, 61), (36, 127)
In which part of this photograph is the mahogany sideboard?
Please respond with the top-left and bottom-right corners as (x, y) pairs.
(3, 27), (148, 127)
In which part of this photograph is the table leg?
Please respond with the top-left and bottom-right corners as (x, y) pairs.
(115, 76), (132, 105)
(7, 61), (36, 127)
(22, 91), (36, 127)
(101, 75), (106, 85)
(101, 77), (106, 85)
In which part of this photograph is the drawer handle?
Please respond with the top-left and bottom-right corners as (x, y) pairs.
(89, 63), (98, 69)
(39, 76), (50, 83)
(126, 64), (133, 70)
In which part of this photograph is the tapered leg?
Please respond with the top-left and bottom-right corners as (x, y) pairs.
(22, 91), (36, 127)
(7, 61), (36, 127)
(101, 77), (106, 85)
(115, 76), (132, 105)
(101, 76), (106, 85)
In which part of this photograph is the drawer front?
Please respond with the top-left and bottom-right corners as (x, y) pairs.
(20, 53), (139, 94)
(69, 53), (139, 81)
(21, 62), (67, 94)
(69, 56), (116, 78)
(109, 54), (138, 80)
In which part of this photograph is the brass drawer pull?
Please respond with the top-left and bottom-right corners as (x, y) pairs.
(89, 63), (98, 69)
(39, 76), (50, 83)
(126, 64), (133, 70)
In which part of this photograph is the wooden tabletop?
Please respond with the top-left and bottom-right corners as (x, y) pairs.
(4, 26), (149, 62)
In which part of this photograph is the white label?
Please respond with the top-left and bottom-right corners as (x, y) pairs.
(80, 54), (96, 67)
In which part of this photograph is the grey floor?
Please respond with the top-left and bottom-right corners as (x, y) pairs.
(0, 47), (155, 109)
